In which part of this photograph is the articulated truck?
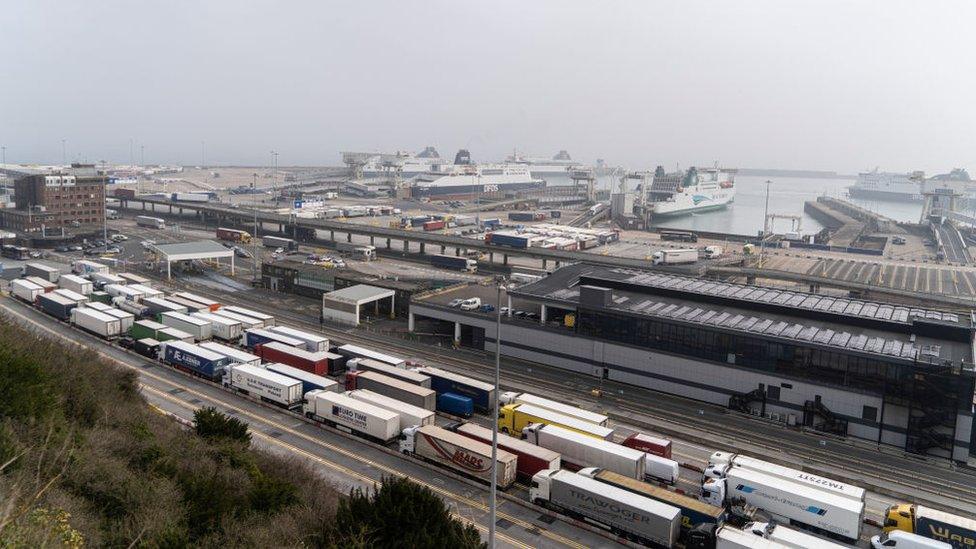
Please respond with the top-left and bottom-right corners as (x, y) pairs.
(701, 465), (863, 543)
(400, 424), (517, 489)
(882, 504), (975, 549)
(743, 521), (850, 549)
(530, 469), (681, 548)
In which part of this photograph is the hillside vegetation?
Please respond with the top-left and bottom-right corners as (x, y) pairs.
(0, 315), (483, 548)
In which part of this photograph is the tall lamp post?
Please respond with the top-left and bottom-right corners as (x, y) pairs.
(489, 277), (511, 549)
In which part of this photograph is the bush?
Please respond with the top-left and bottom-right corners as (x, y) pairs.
(193, 407), (251, 444)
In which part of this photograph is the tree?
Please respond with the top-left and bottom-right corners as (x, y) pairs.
(192, 407), (251, 444)
(331, 476), (485, 548)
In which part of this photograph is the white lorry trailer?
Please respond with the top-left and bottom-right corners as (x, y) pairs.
(715, 526), (790, 549)
(705, 452), (866, 503)
(303, 390), (400, 444)
(523, 423), (645, 480)
(530, 469), (681, 548)
(223, 364), (303, 409)
(347, 389), (435, 431)
(652, 248), (699, 266)
(499, 391), (610, 426)
(159, 311), (212, 341)
(701, 466), (863, 543)
(58, 274), (93, 295)
(10, 279), (44, 303)
(191, 312), (242, 342)
(400, 424), (517, 489)
(743, 521), (851, 549)
(269, 325), (328, 352)
(199, 341), (262, 368)
(102, 308), (135, 332)
(70, 307), (122, 338)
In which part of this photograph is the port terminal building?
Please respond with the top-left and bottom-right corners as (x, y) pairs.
(410, 263), (976, 462)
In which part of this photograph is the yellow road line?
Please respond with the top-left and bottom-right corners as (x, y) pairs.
(2, 300), (583, 549)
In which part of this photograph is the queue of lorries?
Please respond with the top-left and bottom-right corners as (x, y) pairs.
(9, 261), (975, 549)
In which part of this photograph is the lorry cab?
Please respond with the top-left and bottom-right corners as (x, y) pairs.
(872, 530), (952, 549)
(700, 463), (729, 483)
(528, 469), (557, 504)
(399, 425), (419, 454)
(699, 477), (726, 507)
(883, 504), (915, 534)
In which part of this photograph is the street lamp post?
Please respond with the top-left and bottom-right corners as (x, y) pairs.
(489, 278), (509, 549)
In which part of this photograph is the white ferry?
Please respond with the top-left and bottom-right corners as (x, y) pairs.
(648, 167), (735, 217)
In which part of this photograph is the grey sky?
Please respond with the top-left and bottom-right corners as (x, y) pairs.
(2, 1), (974, 172)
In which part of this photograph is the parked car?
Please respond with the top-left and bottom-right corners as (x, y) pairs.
(480, 304), (495, 313)
(449, 299), (464, 308)
(69, 245), (83, 252)
(55, 246), (70, 252)
(892, 236), (906, 245)
(459, 298), (482, 311)
(500, 307), (510, 315)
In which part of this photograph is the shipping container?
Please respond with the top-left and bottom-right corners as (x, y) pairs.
(72, 259), (109, 275)
(172, 292), (221, 312)
(211, 309), (263, 330)
(102, 308), (135, 332)
(415, 366), (494, 412)
(499, 391), (609, 426)
(70, 307), (121, 338)
(222, 305), (274, 326)
(336, 344), (406, 367)
(422, 220), (446, 231)
(255, 341), (332, 376)
(244, 327), (305, 350)
(303, 390), (400, 443)
(223, 363), (303, 408)
(487, 231), (530, 249)
(346, 371), (436, 411)
(24, 276), (57, 293)
(159, 311), (212, 341)
(90, 272), (127, 288)
(130, 319), (168, 340)
(622, 433), (672, 459)
(523, 424), (645, 480)
(25, 262), (60, 282)
(160, 340), (231, 381)
(157, 327), (195, 343)
(269, 325), (329, 352)
(37, 292), (78, 320)
(347, 389), (435, 431)
(133, 338), (160, 359)
(438, 393), (474, 417)
(58, 274), (93, 295)
(142, 297), (189, 317)
(117, 273), (151, 286)
(199, 341), (261, 368)
(266, 362), (339, 395)
(191, 312), (242, 341)
(454, 422), (560, 481)
(400, 424), (517, 489)
(582, 467), (725, 547)
(498, 403), (614, 440)
(11, 279), (44, 303)
(348, 358), (431, 388)
(262, 235), (298, 250)
(530, 469), (680, 549)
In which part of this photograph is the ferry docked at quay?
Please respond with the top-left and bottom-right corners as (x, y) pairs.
(408, 149), (545, 200)
(848, 168), (973, 202)
(646, 166), (736, 218)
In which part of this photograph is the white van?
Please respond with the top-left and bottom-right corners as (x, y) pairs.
(459, 298), (482, 311)
(872, 531), (952, 549)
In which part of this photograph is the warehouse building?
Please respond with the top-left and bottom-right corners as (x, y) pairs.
(321, 284), (395, 326)
(410, 263), (976, 462)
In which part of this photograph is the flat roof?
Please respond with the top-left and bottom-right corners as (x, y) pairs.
(323, 284), (395, 304)
(151, 240), (233, 261)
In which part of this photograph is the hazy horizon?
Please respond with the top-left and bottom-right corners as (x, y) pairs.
(3, 1), (974, 173)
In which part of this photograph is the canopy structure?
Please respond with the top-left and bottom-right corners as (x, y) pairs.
(149, 240), (235, 279)
(321, 284), (395, 326)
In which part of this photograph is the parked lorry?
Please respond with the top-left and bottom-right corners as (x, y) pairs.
(701, 466), (863, 542)
(199, 341), (261, 368)
(347, 389), (435, 431)
(216, 227), (252, 243)
(582, 467), (725, 548)
(58, 274), (93, 295)
(11, 279), (43, 303)
(705, 452), (866, 504)
(400, 424), (517, 489)
(429, 254), (477, 273)
(523, 423), (645, 479)
(172, 292), (221, 312)
(304, 390), (400, 444)
(102, 308), (135, 332)
(104, 284), (144, 301)
(25, 262), (60, 282)
(212, 309), (263, 330)
(499, 391), (609, 426)
(881, 504), (975, 549)
(135, 216), (165, 229)
(130, 319), (168, 340)
(269, 325), (328, 352)
(267, 362), (338, 395)
(438, 393), (474, 417)
(113, 299), (149, 317)
(335, 241), (376, 260)
(337, 343), (405, 367)
(262, 235), (297, 250)
(25, 276), (57, 293)
(71, 259), (109, 275)
(223, 363), (303, 409)
(715, 525), (785, 549)
(498, 403), (614, 440)
(345, 370), (436, 410)
(142, 297), (189, 317)
(159, 311), (212, 341)
(53, 288), (89, 305)
(348, 357), (432, 388)
(191, 312), (242, 341)
(254, 341), (330, 375)
(530, 469), (681, 548)
(622, 432), (673, 459)
(872, 530), (953, 549)
(743, 521), (851, 549)
(71, 307), (122, 339)
(133, 338), (160, 359)
(117, 273), (151, 286)
(159, 340), (231, 381)
(243, 328), (303, 350)
(652, 248), (699, 266)
(222, 305), (274, 327)
(127, 284), (163, 300)
(38, 293), (78, 321)
(453, 422), (560, 481)
(415, 366), (494, 412)
(703, 246), (724, 259)
(164, 296), (206, 313)
(157, 327), (194, 343)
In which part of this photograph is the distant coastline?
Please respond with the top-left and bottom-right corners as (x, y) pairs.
(737, 168), (856, 179)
